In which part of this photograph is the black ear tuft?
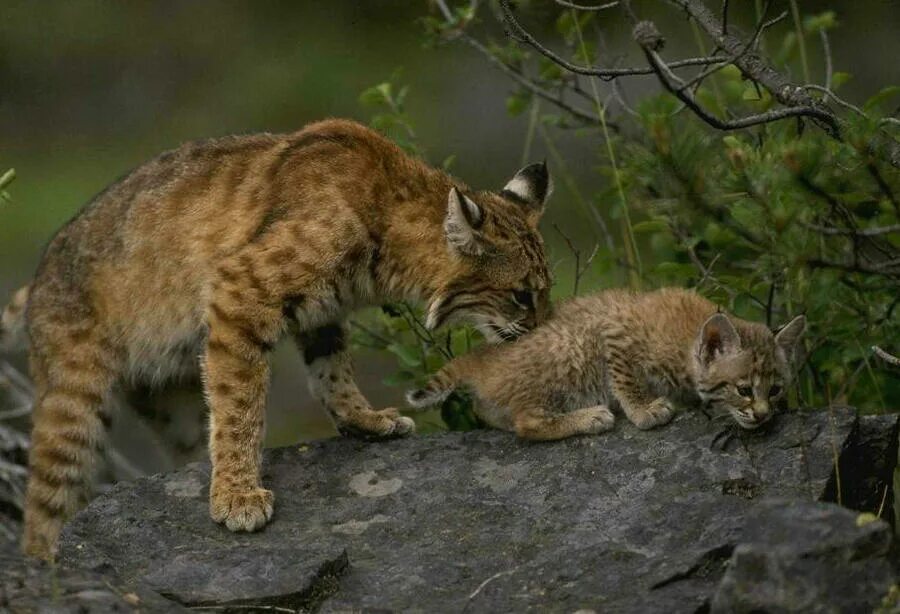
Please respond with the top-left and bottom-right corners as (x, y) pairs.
(501, 162), (552, 212)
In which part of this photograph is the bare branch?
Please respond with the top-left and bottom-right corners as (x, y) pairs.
(666, 0), (900, 167)
(498, 0), (724, 81)
(631, 19), (836, 132)
(677, 4), (787, 94)
(872, 346), (900, 368)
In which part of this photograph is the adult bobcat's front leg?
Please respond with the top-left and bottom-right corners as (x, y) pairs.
(296, 322), (414, 438)
(204, 279), (282, 532)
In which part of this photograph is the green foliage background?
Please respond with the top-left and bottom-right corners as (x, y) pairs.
(1, 1), (898, 441)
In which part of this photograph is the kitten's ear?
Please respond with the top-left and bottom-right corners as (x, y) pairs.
(445, 187), (485, 256)
(696, 313), (741, 365)
(501, 161), (552, 215)
(775, 315), (806, 352)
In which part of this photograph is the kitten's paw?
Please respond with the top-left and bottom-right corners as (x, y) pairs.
(210, 487), (274, 532)
(630, 398), (675, 430)
(338, 407), (416, 440)
(584, 405), (616, 433)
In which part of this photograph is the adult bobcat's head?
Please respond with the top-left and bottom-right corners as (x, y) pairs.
(427, 162), (552, 343)
(692, 313), (806, 429)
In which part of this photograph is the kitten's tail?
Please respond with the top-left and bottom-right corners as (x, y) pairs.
(405, 360), (467, 409)
(0, 285), (30, 352)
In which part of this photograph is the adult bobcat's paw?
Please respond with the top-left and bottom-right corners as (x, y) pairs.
(210, 487), (274, 532)
(631, 398), (675, 430)
(338, 407), (416, 440)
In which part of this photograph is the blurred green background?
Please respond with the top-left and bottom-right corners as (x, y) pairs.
(1, 1), (898, 454)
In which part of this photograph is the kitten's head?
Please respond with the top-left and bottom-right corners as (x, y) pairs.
(426, 162), (553, 343)
(692, 312), (806, 429)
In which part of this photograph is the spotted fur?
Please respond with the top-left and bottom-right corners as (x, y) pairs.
(408, 288), (805, 439)
(10, 119), (552, 559)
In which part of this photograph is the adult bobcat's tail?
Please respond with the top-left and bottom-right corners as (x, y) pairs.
(405, 361), (466, 409)
(0, 285), (30, 351)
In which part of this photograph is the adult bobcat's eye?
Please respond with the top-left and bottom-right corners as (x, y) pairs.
(512, 289), (533, 309)
(769, 384), (782, 397)
(737, 386), (753, 398)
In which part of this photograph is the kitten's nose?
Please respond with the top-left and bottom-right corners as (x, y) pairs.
(752, 400), (770, 421)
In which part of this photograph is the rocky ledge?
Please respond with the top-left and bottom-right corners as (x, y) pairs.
(5, 407), (899, 612)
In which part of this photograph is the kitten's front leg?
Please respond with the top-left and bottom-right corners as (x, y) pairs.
(294, 322), (415, 438)
(607, 358), (675, 430)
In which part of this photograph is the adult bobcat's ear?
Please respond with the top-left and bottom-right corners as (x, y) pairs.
(501, 161), (552, 214)
(774, 315), (806, 353)
(445, 187), (484, 256)
(696, 313), (740, 365)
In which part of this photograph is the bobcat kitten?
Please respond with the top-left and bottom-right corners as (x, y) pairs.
(4, 119), (553, 559)
(407, 288), (805, 439)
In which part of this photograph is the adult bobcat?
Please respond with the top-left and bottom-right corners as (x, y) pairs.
(3, 119), (553, 559)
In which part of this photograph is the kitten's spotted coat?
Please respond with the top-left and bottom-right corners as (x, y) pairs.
(408, 288), (805, 439)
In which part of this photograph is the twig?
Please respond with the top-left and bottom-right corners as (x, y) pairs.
(720, 0), (729, 36)
(499, 0), (724, 81)
(801, 222), (900, 237)
(349, 319), (394, 347)
(461, 36), (602, 124)
(819, 29), (832, 104)
(872, 346), (900, 368)
(553, 224), (599, 295)
(554, 0), (618, 10)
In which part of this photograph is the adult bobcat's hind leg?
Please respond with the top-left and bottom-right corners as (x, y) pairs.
(295, 322), (414, 438)
(23, 330), (118, 560)
(513, 405), (615, 441)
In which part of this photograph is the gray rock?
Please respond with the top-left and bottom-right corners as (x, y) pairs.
(54, 406), (898, 612)
(711, 499), (896, 613)
(0, 548), (184, 613)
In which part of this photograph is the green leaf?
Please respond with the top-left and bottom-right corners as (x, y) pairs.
(382, 370), (416, 387)
(804, 11), (837, 33)
(631, 220), (668, 234)
(506, 90), (532, 117)
(387, 343), (421, 368)
(864, 85), (900, 113)
(0, 168), (15, 191)
(831, 72), (851, 90)
(359, 84), (388, 107)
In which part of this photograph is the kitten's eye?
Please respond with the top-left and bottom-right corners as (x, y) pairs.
(737, 386), (753, 398)
(769, 385), (782, 397)
(512, 289), (534, 309)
